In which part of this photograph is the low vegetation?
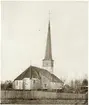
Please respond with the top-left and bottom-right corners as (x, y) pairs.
(0, 78), (88, 93)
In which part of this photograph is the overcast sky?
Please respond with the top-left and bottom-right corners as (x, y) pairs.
(1, 1), (88, 82)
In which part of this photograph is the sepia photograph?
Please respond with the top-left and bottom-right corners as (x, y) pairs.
(1, 1), (88, 104)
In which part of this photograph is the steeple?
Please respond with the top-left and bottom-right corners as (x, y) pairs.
(44, 20), (52, 60)
(42, 19), (54, 73)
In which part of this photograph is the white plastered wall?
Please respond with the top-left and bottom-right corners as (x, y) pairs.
(43, 66), (53, 74)
(43, 60), (53, 74)
(31, 78), (41, 89)
(41, 75), (50, 89)
(13, 80), (23, 89)
(50, 82), (63, 89)
(23, 78), (31, 90)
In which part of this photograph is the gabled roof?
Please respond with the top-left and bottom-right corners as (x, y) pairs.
(14, 66), (63, 83)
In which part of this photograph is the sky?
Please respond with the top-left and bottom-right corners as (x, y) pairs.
(1, 1), (88, 82)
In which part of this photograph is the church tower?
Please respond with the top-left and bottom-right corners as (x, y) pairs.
(42, 20), (54, 73)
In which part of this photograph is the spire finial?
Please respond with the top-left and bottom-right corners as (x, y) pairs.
(49, 11), (50, 21)
(49, 10), (51, 21)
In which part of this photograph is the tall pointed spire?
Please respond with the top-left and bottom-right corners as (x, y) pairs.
(44, 20), (52, 60)
(42, 17), (54, 73)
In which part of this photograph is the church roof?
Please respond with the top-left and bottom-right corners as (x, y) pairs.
(14, 66), (63, 83)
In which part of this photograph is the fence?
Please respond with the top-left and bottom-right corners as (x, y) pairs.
(1, 90), (87, 99)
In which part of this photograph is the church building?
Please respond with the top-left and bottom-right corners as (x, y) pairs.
(13, 20), (64, 90)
